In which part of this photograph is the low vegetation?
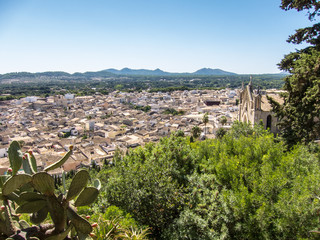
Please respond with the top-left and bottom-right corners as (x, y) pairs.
(1, 119), (320, 240)
(86, 122), (320, 239)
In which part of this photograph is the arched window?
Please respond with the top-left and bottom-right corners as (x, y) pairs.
(266, 115), (272, 130)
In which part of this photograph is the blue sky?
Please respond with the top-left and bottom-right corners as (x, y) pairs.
(0, 0), (312, 74)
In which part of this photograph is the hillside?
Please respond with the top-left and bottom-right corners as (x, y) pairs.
(0, 67), (239, 80)
(192, 68), (237, 75)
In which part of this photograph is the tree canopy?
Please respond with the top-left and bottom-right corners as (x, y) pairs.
(93, 122), (320, 239)
(269, 0), (320, 146)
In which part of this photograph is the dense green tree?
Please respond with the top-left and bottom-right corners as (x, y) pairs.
(175, 130), (185, 137)
(94, 121), (320, 239)
(191, 126), (201, 139)
(101, 135), (197, 237)
(219, 116), (228, 126)
(165, 123), (320, 239)
(202, 113), (209, 136)
(268, 0), (320, 146)
(162, 108), (185, 116)
(280, 0), (320, 35)
(215, 127), (227, 139)
(162, 173), (226, 240)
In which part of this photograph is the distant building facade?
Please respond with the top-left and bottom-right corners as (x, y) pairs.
(239, 80), (281, 133)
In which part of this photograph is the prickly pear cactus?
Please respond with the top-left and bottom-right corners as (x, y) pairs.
(0, 141), (100, 240)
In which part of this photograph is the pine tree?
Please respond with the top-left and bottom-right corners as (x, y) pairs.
(268, 0), (320, 146)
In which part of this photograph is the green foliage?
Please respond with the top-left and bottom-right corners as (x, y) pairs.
(226, 120), (266, 139)
(162, 108), (185, 115)
(101, 134), (196, 237)
(162, 173), (226, 240)
(175, 130), (185, 137)
(82, 134), (88, 139)
(202, 113), (209, 124)
(281, 0), (320, 41)
(79, 205), (150, 239)
(101, 112), (113, 119)
(269, 48), (320, 146)
(0, 142), (100, 240)
(191, 126), (201, 139)
(171, 135), (317, 239)
(44, 146), (73, 172)
(115, 84), (124, 90)
(215, 127), (227, 139)
(0, 95), (15, 101)
(98, 206), (139, 229)
(269, 0), (320, 147)
(61, 131), (71, 138)
(134, 105), (151, 112)
(8, 141), (23, 175)
(124, 102), (151, 112)
(0, 73), (285, 99)
(219, 116), (227, 125)
(96, 123), (320, 239)
(203, 113), (209, 136)
(4, 123), (318, 240)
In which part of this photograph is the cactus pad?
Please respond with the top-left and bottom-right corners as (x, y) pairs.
(30, 207), (49, 224)
(8, 141), (23, 175)
(74, 187), (99, 207)
(19, 191), (46, 202)
(29, 153), (38, 173)
(22, 153), (36, 175)
(0, 175), (10, 188)
(45, 224), (72, 240)
(6, 192), (21, 204)
(2, 174), (32, 196)
(32, 172), (55, 195)
(67, 207), (92, 234)
(47, 195), (66, 227)
(44, 149), (73, 172)
(16, 200), (47, 214)
(66, 170), (89, 201)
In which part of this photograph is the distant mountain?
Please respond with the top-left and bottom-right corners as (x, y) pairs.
(0, 68), (288, 82)
(102, 67), (237, 76)
(192, 68), (237, 76)
(103, 68), (171, 76)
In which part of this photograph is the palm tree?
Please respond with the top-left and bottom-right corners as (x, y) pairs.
(220, 116), (227, 126)
(202, 113), (209, 136)
(191, 126), (201, 139)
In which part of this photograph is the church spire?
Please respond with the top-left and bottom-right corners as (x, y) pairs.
(249, 76), (253, 91)
(249, 76), (252, 86)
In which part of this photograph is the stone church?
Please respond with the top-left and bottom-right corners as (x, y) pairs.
(238, 79), (283, 133)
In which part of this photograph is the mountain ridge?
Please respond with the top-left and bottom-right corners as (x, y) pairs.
(0, 68), (289, 80)
(101, 67), (237, 76)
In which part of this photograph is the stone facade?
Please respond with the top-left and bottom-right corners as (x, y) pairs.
(239, 80), (280, 133)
